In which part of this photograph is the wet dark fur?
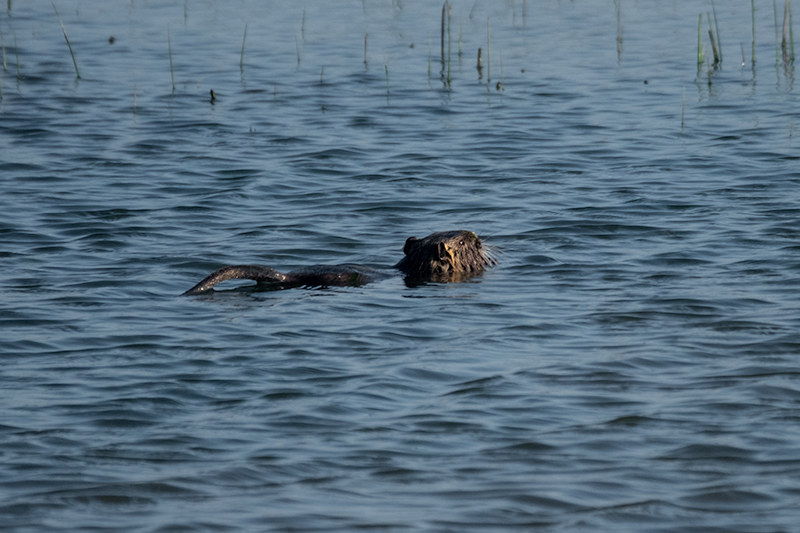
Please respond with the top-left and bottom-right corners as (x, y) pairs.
(182, 230), (494, 296)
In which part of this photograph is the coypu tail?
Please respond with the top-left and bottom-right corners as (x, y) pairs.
(181, 265), (286, 296)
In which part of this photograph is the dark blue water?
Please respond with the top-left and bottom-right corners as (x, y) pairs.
(3, 1), (800, 531)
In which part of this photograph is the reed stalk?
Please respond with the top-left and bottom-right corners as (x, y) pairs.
(14, 33), (19, 79)
(446, 1), (451, 85)
(752, 0), (757, 64)
(477, 47), (482, 78)
(240, 23), (247, 71)
(790, 0), (796, 61)
(441, 1), (446, 66)
(775, 0), (782, 62)
(384, 61), (390, 104)
(711, 0), (722, 63)
(615, 0), (623, 60)
(697, 14), (705, 64)
(498, 55), (504, 90)
(364, 33), (368, 68)
(428, 41), (432, 79)
(168, 25), (175, 92)
(783, 0), (788, 62)
(707, 13), (719, 64)
(681, 86), (685, 129)
(458, 18), (463, 58)
(53, 3), (80, 79)
(782, 0), (793, 62)
(487, 17), (492, 82)
(0, 26), (6, 72)
(523, 0), (528, 26)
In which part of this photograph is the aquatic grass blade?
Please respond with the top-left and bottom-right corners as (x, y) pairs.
(791, 0), (796, 61)
(487, 17), (491, 82)
(775, 0), (781, 62)
(782, 0), (793, 63)
(711, 0), (722, 63)
(458, 18), (463, 58)
(615, 0), (623, 61)
(14, 33), (19, 79)
(446, 0), (451, 86)
(168, 25), (175, 92)
(441, 1), (446, 66)
(752, 0), (757, 64)
(681, 86), (685, 129)
(707, 12), (719, 64)
(53, 3), (80, 79)
(240, 23), (247, 71)
(0, 26), (6, 72)
(697, 13), (704, 64)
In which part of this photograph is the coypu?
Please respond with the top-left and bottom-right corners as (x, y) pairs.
(182, 230), (494, 296)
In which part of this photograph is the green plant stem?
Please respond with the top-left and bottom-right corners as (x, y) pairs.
(711, 0), (722, 63)
(487, 17), (491, 82)
(240, 23), (247, 70)
(752, 0), (757, 64)
(14, 33), (20, 79)
(53, 3), (80, 79)
(441, 1), (446, 66)
(697, 13), (705, 64)
(681, 86), (685, 129)
(783, 0), (790, 62)
(168, 25), (175, 92)
(707, 13), (719, 64)
(0, 26), (7, 72)
(775, 0), (781, 62)
(786, 0), (794, 62)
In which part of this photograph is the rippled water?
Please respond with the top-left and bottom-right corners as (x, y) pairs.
(3, 1), (800, 531)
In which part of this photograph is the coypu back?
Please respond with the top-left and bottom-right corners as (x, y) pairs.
(394, 230), (494, 281)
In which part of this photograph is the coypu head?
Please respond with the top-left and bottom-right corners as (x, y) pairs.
(394, 230), (495, 281)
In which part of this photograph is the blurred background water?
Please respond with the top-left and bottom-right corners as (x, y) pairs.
(2, 1), (800, 531)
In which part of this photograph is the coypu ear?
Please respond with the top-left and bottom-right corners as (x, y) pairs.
(437, 241), (448, 259)
(403, 237), (418, 255)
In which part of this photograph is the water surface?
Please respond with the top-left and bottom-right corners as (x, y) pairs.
(2, 1), (800, 531)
